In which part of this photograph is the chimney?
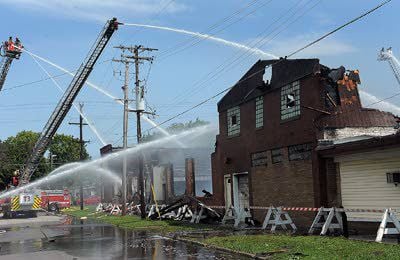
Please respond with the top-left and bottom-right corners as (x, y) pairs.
(165, 163), (174, 203)
(185, 158), (195, 197)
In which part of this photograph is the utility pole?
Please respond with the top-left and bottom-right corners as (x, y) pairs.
(113, 50), (134, 216)
(69, 103), (88, 211)
(132, 45), (157, 219)
(114, 45), (157, 219)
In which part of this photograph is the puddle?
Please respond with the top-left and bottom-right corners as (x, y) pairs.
(0, 217), (247, 259)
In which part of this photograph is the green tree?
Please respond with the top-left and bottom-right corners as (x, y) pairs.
(0, 131), (89, 190)
(141, 118), (209, 143)
(0, 131), (48, 189)
(49, 134), (90, 167)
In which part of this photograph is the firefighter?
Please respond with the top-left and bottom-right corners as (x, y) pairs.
(7, 37), (14, 52)
(12, 170), (19, 186)
(15, 37), (21, 49)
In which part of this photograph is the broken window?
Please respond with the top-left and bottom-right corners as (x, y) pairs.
(255, 96), (264, 128)
(288, 143), (312, 161)
(263, 66), (272, 85)
(251, 151), (268, 167)
(227, 106), (240, 136)
(281, 81), (300, 121)
(231, 115), (237, 125)
(271, 148), (283, 163)
(324, 82), (340, 108)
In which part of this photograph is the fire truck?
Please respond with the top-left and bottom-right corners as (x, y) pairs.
(0, 190), (42, 218)
(40, 189), (71, 211)
(0, 171), (71, 217)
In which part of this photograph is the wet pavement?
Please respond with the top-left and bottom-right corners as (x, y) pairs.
(0, 217), (247, 259)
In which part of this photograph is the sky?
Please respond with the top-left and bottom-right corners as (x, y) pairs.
(0, 0), (399, 157)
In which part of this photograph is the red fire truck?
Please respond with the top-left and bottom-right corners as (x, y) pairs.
(40, 189), (71, 211)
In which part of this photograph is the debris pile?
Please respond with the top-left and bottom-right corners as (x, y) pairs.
(95, 195), (221, 224)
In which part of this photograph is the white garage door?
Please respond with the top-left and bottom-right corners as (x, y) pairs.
(338, 148), (400, 220)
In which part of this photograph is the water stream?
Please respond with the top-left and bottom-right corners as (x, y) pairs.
(0, 125), (214, 199)
(123, 23), (278, 59)
(22, 48), (183, 145)
(29, 53), (107, 146)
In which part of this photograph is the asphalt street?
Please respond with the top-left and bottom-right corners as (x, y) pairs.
(0, 214), (245, 259)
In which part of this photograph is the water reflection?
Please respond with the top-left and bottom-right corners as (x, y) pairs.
(0, 218), (246, 259)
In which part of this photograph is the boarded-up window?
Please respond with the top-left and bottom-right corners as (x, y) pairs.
(227, 106), (240, 136)
(251, 151), (268, 167)
(281, 81), (300, 120)
(255, 96), (264, 128)
(288, 143), (312, 161)
(271, 148), (283, 163)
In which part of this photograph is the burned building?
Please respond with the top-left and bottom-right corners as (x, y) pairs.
(99, 144), (213, 204)
(211, 58), (399, 227)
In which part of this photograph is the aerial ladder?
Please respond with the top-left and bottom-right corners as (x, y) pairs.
(0, 37), (23, 92)
(19, 17), (120, 184)
(378, 47), (400, 87)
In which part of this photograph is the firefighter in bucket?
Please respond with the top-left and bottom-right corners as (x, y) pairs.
(1, 37), (23, 59)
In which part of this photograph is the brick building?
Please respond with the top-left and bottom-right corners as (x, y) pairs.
(211, 58), (398, 227)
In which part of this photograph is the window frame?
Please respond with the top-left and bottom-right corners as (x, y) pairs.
(227, 106), (241, 136)
(281, 80), (301, 121)
(288, 143), (312, 161)
(251, 150), (268, 167)
(271, 148), (283, 164)
(255, 96), (264, 129)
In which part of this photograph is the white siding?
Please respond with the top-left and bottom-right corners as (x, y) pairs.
(337, 148), (400, 220)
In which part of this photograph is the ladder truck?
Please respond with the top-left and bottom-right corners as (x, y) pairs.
(378, 47), (400, 87)
(1, 18), (120, 218)
(0, 37), (23, 92)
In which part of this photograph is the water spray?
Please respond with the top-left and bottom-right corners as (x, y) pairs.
(122, 23), (278, 59)
(0, 125), (215, 199)
(360, 90), (400, 116)
(29, 53), (107, 146)
(21, 48), (185, 146)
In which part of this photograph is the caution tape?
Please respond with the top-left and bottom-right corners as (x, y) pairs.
(208, 205), (389, 213)
(209, 206), (227, 209)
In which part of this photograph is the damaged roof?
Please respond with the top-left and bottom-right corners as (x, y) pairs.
(218, 58), (321, 111)
(317, 131), (400, 156)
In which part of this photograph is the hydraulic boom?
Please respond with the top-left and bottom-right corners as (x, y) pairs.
(378, 47), (400, 87)
(0, 38), (23, 92)
(20, 18), (119, 184)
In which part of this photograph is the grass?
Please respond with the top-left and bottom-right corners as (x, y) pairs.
(203, 234), (400, 259)
(62, 206), (222, 233)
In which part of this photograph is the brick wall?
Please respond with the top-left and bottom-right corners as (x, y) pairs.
(249, 147), (315, 227)
(211, 75), (325, 229)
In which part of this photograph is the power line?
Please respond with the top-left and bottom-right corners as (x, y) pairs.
(1, 58), (112, 92)
(158, 0), (271, 59)
(170, 0), (314, 105)
(145, 0), (393, 133)
(288, 0), (392, 58)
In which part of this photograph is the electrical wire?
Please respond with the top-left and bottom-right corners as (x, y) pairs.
(157, 0), (269, 59)
(170, 0), (312, 105)
(1, 58), (112, 92)
(144, 0), (393, 133)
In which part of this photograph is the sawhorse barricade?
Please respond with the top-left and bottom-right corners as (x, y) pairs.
(261, 206), (297, 233)
(376, 208), (400, 242)
(191, 204), (222, 224)
(96, 203), (103, 212)
(222, 206), (254, 228)
(110, 204), (121, 215)
(308, 207), (343, 235)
